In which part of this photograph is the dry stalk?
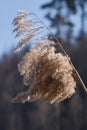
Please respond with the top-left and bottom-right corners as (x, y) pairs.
(11, 11), (87, 104)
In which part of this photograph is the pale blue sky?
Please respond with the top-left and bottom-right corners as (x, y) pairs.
(0, 0), (50, 57)
(0, 0), (86, 57)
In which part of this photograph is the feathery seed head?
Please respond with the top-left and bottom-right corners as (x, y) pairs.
(12, 11), (77, 104)
(12, 39), (76, 103)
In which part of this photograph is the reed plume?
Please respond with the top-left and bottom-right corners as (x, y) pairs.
(11, 11), (87, 104)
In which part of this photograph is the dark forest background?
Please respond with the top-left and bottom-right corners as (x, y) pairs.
(0, 0), (87, 130)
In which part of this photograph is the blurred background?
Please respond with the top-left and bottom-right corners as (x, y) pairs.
(0, 0), (87, 130)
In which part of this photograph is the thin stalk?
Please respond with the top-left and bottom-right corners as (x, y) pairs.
(57, 40), (87, 94)
(32, 13), (87, 94)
